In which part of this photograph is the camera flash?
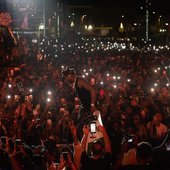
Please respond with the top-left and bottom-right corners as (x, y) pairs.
(47, 98), (51, 102)
(150, 88), (155, 92)
(113, 85), (117, 88)
(47, 91), (52, 95)
(7, 95), (11, 99)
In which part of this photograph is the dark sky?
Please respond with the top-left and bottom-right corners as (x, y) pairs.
(69, 0), (170, 15)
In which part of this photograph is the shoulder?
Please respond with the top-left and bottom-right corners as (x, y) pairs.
(77, 77), (89, 87)
(160, 123), (168, 130)
(77, 76), (86, 83)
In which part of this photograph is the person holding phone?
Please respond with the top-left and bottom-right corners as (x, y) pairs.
(57, 150), (77, 170)
(80, 125), (112, 170)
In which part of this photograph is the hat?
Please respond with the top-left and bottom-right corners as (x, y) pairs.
(61, 66), (75, 79)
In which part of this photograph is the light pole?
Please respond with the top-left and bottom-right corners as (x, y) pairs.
(43, 0), (46, 37)
(38, 23), (44, 46)
(81, 15), (86, 25)
(56, 1), (60, 37)
(146, 0), (149, 41)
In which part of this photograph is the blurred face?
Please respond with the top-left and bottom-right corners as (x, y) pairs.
(156, 113), (162, 122)
(134, 115), (140, 125)
(91, 142), (103, 156)
(131, 99), (137, 106)
(126, 107), (132, 114)
(161, 87), (168, 94)
(61, 98), (67, 105)
(12, 47), (19, 57)
(90, 78), (95, 86)
(65, 74), (75, 84)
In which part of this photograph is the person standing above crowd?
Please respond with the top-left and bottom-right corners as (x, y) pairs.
(61, 66), (97, 139)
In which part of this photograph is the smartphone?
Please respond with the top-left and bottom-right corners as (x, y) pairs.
(62, 152), (68, 161)
(90, 122), (97, 133)
(46, 98), (51, 103)
(15, 139), (22, 146)
(166, 144), (170, 151)
(128, 138), (133, 143)
(0, 137), (7, 149)
(127, 136), (134, 143)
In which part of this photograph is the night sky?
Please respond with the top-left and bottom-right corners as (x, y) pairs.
(0, 0), (169, 15)
(69, 0), (170, 15)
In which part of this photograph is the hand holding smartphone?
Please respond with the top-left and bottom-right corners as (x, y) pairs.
(62, 152), (68, 162)
(89, 122), (97, 134)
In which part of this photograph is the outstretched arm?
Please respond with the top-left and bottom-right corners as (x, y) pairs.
(78, 78), (96, 112)
(98, 125), (112, 153)
(81, 125), (89, 152)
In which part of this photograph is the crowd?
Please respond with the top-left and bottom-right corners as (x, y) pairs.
(0, 34), (170, 169)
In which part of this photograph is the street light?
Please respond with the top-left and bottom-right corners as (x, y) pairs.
(70, 21), (75, 27)
(81, 15), (86, 24)
(87, 25), (93, 31)
(146, 0), (149, 42)
(119, 22), (124, 33)
(38, 23), (44, 45)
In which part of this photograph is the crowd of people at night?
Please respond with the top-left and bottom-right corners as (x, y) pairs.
(0, 34), (170, 170)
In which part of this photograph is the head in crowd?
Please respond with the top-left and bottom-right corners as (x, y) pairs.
(61, 66), (76, 84)
(90, 140), (104, 158)
(136, 141), (152, 164)
(0, 148), (12, 169)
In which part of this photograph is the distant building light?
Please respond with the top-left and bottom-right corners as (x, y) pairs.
(32, 39), (38, 43)
(159, 29), (166, 32)
(119, 22), (124, 32)
(87, 25), (93, 31)
(70, 21), (74, 27)
(120, 22), (124, 29)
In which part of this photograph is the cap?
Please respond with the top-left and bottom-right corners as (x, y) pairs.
(61, 66), (76, 80)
